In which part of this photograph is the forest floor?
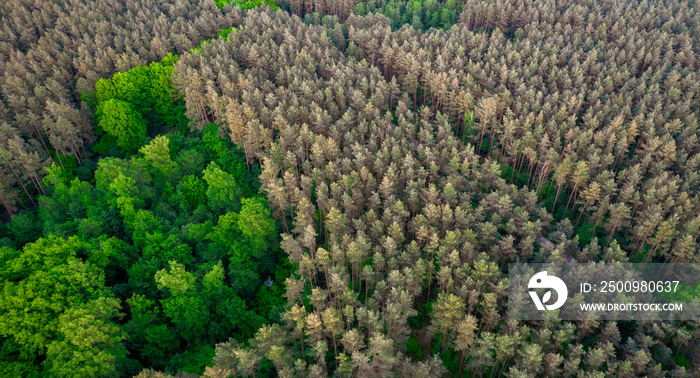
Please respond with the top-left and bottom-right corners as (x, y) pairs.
(415, 327), (433, 361)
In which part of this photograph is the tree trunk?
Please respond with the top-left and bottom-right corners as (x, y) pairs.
(7, 167), (36, 206)
(551, 183), (564, 214)
(576, 199), (591, 225)
(478, 121), (487, 153)
(332, 334), (338, 360)
(0, 196), (13, 216)
(563, 185), (579, 217)
(607, 223), (619, 247)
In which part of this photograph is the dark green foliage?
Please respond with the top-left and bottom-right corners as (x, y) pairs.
(353, 0), (462, 30)
(47, 151), (80, 178)
(217, 26), (236, 39)
(96, 99), (148, 152)
(576, 222), (595, 247)
(675, 354), (690, 368)
(0, 54), (286, 376)
(203, 123), (229, 155)
(215, 0), (277, 11)
(406, 337), (421, 358)
(167, 345), (216, 375)
(7, 211), (41, 248)
(8, 127), (283, 375)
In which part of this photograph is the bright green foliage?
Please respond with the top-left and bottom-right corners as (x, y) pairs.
(3, 106), (282, 374)
(238, 197), (276, 251)
(203, 161), (242, 213)
(0, 236), (110, 355)
(94, 157), (151, 219)
(111, 173), (141, 216)
(0, 246), (19, 279)
(97, 99), (148, 152)
(148, 56), (185, 130)
(140, 135), (175, 176)
(161, 293), (206, 332)
(155, 260), (196, 295)
(95, 53), (185, 135)
(215, 147), (262, 197)
(217, 27), (236, 39)
(204, 206), (277, 298)
(215, 0), (277, 11)
(94, 77), (117, 104)
(0, 26), (286, 375)
(45, 297), (126, 377)
(151, 258), (266, 369)
(94, 156), (149, 194)
(110, 65), (152, 111)
(39, 164), (119, 240)
(353, 0), (462, 31)
(203, 261), (225, 289)
(207, 212), (240, 253)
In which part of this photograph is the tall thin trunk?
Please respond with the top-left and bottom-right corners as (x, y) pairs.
(551, 183), (564, 214)
(515, 153), (526, 183)
(478, 121), (487, 153)
(1, 196), (13, 216)
(564, 185), (579, 217)
(510, 152), (519, 182)
(536, 165), (550, 198)
(607, 222), (620, 247)
(55, 151), (66, 170)
(8, 167), (36, 206)
(576, 199), (591, 225)
(70, 142), (82, 165)
(331, 334), (338, 360)
(526, 160), (536, 188)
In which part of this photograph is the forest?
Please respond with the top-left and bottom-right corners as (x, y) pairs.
(0, 0), (699, 377)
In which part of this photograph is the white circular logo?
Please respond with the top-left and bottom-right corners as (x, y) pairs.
(528, 271), (568, 311)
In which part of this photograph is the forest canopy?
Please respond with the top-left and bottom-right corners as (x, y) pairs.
(1, 0), (700, 377)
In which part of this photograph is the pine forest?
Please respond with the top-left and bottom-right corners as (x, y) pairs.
(0, 0), (699, 377)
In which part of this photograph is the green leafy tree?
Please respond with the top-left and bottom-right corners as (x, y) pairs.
(45, 297), (127, 377)
(238, 197), (276, 251)
(97, 99), (147, 152)
(110, 65), (152, 113)
(202, 161), (241, 213)
(176, 175), (207, 210)
(139, 136), (175, 176)
(155, 260), (196, 296)
(148, 55), (184, 129)
(0, 236), (108, 355)
(203, 123), (228, 156)
(125, 294), (178, 369)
